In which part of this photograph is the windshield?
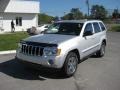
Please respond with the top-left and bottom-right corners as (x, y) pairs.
(45, 23), (83, 35)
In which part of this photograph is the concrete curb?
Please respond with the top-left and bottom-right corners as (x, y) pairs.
(0, 50), (16, 55)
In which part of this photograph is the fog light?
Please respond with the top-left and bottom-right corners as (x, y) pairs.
(48, 59), (54, 65)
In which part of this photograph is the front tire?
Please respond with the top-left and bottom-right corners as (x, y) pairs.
(96, 42), (106, 57)
(62, 52), (78, 77)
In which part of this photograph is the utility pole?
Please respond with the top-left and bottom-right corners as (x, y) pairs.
(86, 0), (90, 17)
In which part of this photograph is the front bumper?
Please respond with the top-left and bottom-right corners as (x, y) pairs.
(16, 50), (65, 69)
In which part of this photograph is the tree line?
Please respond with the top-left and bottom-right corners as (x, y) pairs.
(38, 5), (120, 24)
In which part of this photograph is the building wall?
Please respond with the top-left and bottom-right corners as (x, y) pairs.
(0, 13), (38, 32)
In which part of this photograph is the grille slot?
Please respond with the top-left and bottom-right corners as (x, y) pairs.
(21, 44), (43, 56)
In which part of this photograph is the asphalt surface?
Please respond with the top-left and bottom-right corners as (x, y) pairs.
(0, 32), (120, 90)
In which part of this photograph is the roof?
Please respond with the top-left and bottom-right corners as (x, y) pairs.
(56, 19), (102, 23)
(0, 0), (40, 13)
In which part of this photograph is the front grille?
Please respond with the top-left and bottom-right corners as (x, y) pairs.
(21, 44), (43, 56)
(20, 41), (57, 56)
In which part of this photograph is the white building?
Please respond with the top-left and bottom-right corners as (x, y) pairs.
(0, 0), (40, 32)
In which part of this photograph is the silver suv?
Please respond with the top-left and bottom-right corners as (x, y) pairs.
(16, 20), (107, 76)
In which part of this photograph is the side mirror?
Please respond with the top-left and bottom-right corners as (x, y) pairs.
(41, 29), (48, 34)
(45, 26), (49, 28)
(83, 31), (93, 37)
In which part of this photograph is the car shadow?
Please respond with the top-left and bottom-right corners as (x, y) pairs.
(0, 58), (67, 81)
(90, 55), (99, 58)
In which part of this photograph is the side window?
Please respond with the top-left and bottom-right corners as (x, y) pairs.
(93, 22), (101, 33)
(83, 23), (93, 36)
(84, 23), (93, 32)
(99, 22), (106, 31)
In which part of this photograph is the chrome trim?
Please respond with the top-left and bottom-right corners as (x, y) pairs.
(21, 44), (42, 56)
(31, 46), (33, 55)
(38, 46), (41, 56)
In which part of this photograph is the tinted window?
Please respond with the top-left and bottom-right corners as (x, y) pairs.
(99, 22), (106, 31)
(84, 23), (93, 33)
(93, 22), (101, 33)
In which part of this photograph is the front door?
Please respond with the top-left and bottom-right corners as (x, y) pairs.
(80, 23), (96, 58)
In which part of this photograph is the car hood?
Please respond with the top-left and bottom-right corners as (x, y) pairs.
(24, 34), (76, 44)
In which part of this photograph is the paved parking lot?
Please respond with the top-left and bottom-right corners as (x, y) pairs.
(0, 32), (120, 90)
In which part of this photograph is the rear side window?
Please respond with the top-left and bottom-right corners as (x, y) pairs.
(93, 22), (101, 33)
(99, 22), (106, 31)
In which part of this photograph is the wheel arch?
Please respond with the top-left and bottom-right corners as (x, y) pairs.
(67, 49), (81, 63)
(102, 39), (107, 46)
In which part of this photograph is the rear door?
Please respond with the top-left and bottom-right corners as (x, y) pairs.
(92, 22), (102, 51)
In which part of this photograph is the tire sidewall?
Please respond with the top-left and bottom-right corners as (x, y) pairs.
(63, 52), (78, 77)
(100, 42), (106, 56)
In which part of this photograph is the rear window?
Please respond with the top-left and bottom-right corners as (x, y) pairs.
(99, 22), (106, 31)
(93, 22), (101, 33)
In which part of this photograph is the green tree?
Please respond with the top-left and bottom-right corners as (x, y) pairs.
(62, 8), (83, 20)
(62, 13), (74, 20)
(112, 9), (120, 19)
(38, 13), (54, 24)
(91, 5), (107, 20)
(54, 16), (60, 21)
(71, 8), (83, 19)
(84, 14), (88, 19)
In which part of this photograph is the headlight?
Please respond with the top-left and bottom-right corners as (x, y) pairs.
(43, 47), (61, 56)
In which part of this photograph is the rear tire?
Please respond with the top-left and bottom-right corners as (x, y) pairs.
(62, 52), (78, 77)
(96, 42), (106, 57)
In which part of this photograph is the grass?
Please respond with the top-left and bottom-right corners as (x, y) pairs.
(107, 24), (120, 32)
(0, 32), (29, 51)
(109, 25), (120, 32)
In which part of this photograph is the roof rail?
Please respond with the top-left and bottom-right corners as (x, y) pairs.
(57, 19), (88, 23)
